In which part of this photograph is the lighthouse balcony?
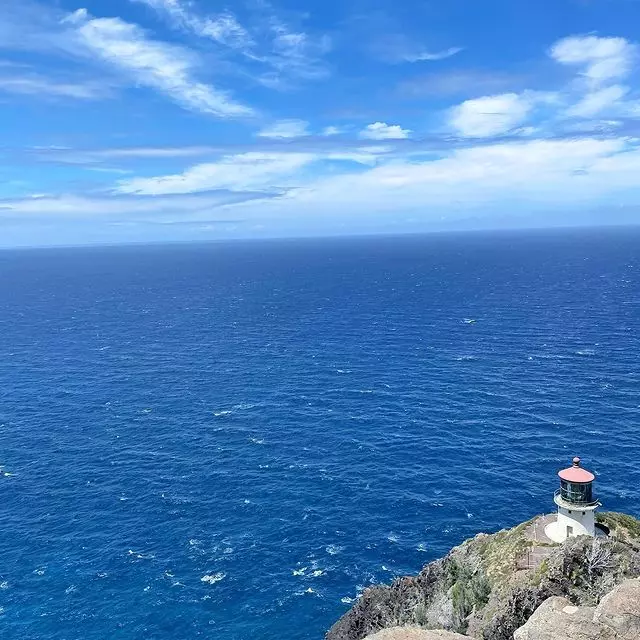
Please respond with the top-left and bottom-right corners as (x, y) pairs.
(554, 489), (600, 510)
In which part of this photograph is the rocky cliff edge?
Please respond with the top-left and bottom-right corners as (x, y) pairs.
(326, 512), (640, 640)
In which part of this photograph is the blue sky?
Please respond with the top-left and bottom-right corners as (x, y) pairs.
(2, 0), (640, 246)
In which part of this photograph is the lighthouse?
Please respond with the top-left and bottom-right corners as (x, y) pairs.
(544, 457), (601, 543)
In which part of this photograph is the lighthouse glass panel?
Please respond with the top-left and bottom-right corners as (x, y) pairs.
(560, 480), (593, 504)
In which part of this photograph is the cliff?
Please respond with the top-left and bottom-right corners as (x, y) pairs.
(326, 512), (640, 640)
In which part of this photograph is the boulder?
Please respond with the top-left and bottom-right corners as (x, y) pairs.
(364, 628), (468, 640)
(513, 596), (615, 640)
(594, 578), (640, 639)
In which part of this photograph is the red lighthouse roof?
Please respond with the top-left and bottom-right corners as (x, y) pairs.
(558, 457), (595, 483)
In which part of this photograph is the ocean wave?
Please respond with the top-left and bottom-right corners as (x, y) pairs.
(326, 545), (344, 556)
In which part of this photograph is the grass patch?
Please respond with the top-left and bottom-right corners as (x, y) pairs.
(597, 512), (640, 540)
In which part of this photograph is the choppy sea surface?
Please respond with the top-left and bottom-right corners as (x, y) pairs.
(0, 228), (639, 639)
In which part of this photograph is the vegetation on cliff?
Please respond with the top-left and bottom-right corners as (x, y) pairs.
(326, 512), (640, 640)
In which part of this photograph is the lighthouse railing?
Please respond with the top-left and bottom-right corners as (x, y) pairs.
(554, 488), (599, 507)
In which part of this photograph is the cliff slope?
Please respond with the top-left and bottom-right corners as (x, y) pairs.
(327, 512), (640, 640)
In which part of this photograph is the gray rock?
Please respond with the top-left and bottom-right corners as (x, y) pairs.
(594, 578), (640, 639)
(364, 628), (467, 640)
(513, 596), (615, 640)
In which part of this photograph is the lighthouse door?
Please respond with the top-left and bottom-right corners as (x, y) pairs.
(567, 525), (574, 537)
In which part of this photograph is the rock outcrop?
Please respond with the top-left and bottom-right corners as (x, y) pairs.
(327, 512), (640, 640)
(364, 628), (468, 640)
(514, 578), (640, 639)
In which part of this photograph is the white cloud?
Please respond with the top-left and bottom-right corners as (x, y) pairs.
(0, 74), (108, 99)
(70, 13), (254, 118)
(257, 119), (310, 139)
(403, 47), (463, 62)
(132, 0), (252, 49)
(321, 126), (343, 136)
(116, 152), (315, 195)
(0, 191), (260, 218)
(566, 84), (629, 118)
(6, 138), (640, 228)
(217, 138), (639, 218)
(449, 93), (533, 137)
(131, 0), (329, 86)
(114, 147), (388, 196)
(359, 122), (411, 140)
(550, 35), (637, 85)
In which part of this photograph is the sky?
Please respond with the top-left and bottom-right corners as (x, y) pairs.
(2, 0), (640, 246)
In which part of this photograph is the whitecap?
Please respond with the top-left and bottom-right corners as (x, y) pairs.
(201, 572), (226, 584)
(387, 534), (398, 543)
(417, 543), (428, 552)
(33, 568), (46, 576)
(310, 569), (324, 577)
(128, 550), (155, 560)
(325, 545), (344, 555)
(341, 596), (355, 604)
(292, 567), (307, 576)
(213, 410), (232, 417)
(249, 438), (265, 444)
(233, 403), (257, 410)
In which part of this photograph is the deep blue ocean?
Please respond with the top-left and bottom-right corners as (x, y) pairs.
(1, 228), (639, 639)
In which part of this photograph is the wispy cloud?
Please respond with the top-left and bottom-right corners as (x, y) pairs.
(402, 47), (464, 63)
(116, 152), (315, 195)
(130, 0), (330, 87)
(0, 190), (265, 218)
(0, 73), (110, 100)
(396, 70), (527, 101)
(132, 0), (253, 49)
(369, 31), (462, 65)
(359, 122), (411, 140)
(0, 2), (255, 117)
(70, 12), (254, 118)
(257, 119), (310, 139)
(566, 84), (629, 118)
(113, 144), (388, 196)
(321, 125), (346, 136)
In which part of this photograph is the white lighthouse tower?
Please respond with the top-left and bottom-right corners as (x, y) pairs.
(545, 457), (600, 543)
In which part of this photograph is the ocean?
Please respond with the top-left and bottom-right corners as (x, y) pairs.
(0, 228), (639, 639)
